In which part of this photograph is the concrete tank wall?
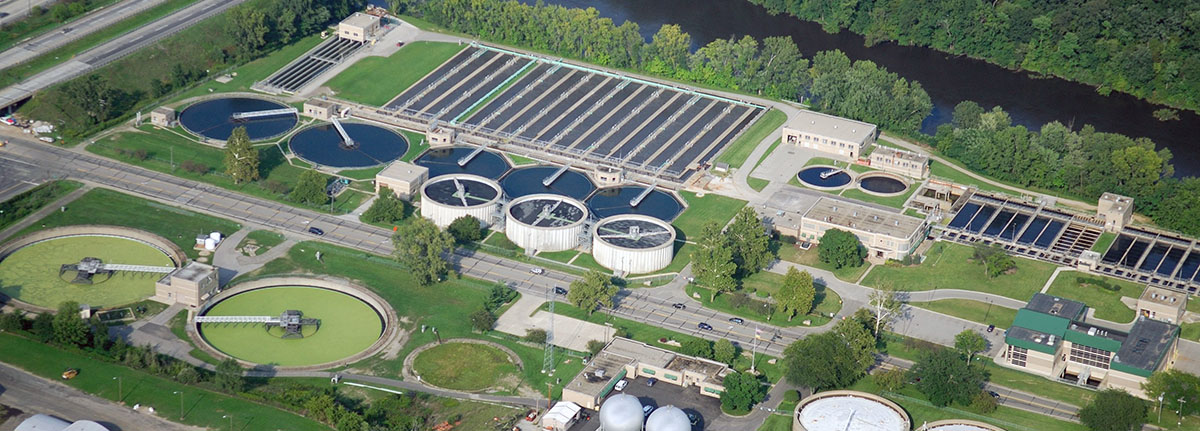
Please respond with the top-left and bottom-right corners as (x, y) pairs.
(591, 215), (675, 274)
(504, 194), (587, 252)
(419, 174), (502, 228)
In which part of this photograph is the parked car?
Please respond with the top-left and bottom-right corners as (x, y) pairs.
(554, 286), (568, 295)
(672, 303), (686, 309)
(614, 379), (628, 391)
(987, 324), (996, 333)
(524, 410), (538, 421)
(728, 317), (745, 324)
(530, 267), (544, 275)
(646, 377), (657, 387)
(642, 405), (654, 417)
(698, 322), (713, 330)
(61, 369), (78, 380)
(687, 412), (699, 426)
(988, 390), (1000, 399)
(307, 227), (324, 236)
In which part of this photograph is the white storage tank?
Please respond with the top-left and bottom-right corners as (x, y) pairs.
(419, 174), (503, 228)
(645, 405), (690, 431)
(598, 393), (644, 431)
(592, 214), (675, 274)
(505, 194), (588, 252)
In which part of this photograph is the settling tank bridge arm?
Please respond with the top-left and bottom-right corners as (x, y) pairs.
(230, 107), (298, 121)
(330, 117), (355, 148)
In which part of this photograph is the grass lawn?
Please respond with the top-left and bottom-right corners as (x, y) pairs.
(0, 333), (327, 430)
(484, 231), (521, 251)
(0, 180), (83, 232)
(506, 153), (540, 166)
(847, 371), (1085, 431)
(14, 188), (240, 259)
(903, 208), (923, 218)
(412, 342), (521, 391)
(929, 160), (1021, 196)
(238, 241), (585, 398)
(0, 0), (198, 89)
(537, 249), (579, 264)
(88, 126), (363, 214)
(747, 177), (769, 192)
(237, 230), (285, 256)
(776, 242), (870, 282)
(1045, 272), (1144, 323)
(325, 41), (466, 106)
(1091, 232), (1117, 253)
(839, 183), (919, 209)
(170, 34), (326, 103)
(862, 242), (1056, 301)
(538, 302), (784, 383)
(338, 166), (385, 180)
(757, 414), (793, 431)
(714, 108), (786, 169)
(909, 299), (1019, 329)
(686, 272), (840, 327)
(672, 191), (747, 241)
(399, 130), (429, 162)
(0, 235), (174, 308)
(748, 138), (782, 172)
(803, 157), (847, 168)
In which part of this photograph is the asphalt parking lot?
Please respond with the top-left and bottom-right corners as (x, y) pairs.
(568, 376), (722, 431)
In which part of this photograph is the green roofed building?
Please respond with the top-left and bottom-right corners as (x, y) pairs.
(998, 293), (1179, 399)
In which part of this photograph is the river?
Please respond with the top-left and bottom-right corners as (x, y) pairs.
(378, 0), (1200, 177)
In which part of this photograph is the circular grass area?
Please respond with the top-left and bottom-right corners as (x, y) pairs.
(199, 286), (382, 367)
(0, 235), (174, 308)
(412, 342), (520, 391)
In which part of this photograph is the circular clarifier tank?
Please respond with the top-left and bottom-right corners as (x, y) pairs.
(0, 234), (176, 308)
(420, 174), (503, 228)
(415, 146), (510, 179)
(796, 165), (852, 190)
(505, 194), (588, 252)
(592, 214), (676, 274)
(500, 166), (596, 200)
(586, 186), (684, 221)
(179, 97), (297, 141)
(288, 122), (408, 169)
(857, 172), (909, 196)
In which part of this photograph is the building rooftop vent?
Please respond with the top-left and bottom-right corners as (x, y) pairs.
(1048, 335), (1055, 345)
(1088, 327), (1097, 336)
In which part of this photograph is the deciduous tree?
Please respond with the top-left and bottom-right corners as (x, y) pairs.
(567, 270), (618, 314)
(469, 308), (495, 332)
(1141, 369), (1200, 416)
(52, 301), (90, 347)
(777, 267), (816, 321)
(867, 284), (904, 338)
(289, 170), (329, 205)
(912, 349), (988, 407)
(713, 338), (738, 365)
(215, 358), (245, 393)
(692, 222), (737, 301)
(1078, 389), (1147, 431)
(446, 215), (483, 244)
(721, 371), (765, 413)
(782, 328), (873, 390)
(361, 187), (408, 225)
(392, 217), (455, 285)
(954, 330), (988, 364)
(817, 229), (865, 269)
(681, 338), (713, 359)
(726, 207), (773, 275)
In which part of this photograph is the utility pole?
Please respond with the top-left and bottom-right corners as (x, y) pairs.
(173, 391), (183, 420)
(1158, 393), (1164, 424)
(112, 376), (122, 403)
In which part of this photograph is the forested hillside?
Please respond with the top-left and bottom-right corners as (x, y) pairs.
(407, 0), (933, 133)
(745, 0), (1200, 113)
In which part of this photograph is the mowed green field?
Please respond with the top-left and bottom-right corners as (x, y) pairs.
(863, 241), (1056, 301)
(200, 287), (382, 366)
(326, 41), (467, 106)
(412, 342), (520, 391)
(0, 236), (174, 308)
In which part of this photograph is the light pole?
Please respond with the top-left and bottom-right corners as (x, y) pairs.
(223, 414), (234, 430)
(112, 376), (122, 402)
(1158, 393), (1164, 424)
(173, 390), (183, 420)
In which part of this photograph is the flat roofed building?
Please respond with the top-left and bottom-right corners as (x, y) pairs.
(782, 111), (876, 161)
(798, 197), (927, 260)
(154, 261), (219, 308)
(375, 161), (428, 199)
(338, 12), (380, 43)
(1097, 193), (1134, 232)
(303, 99), (339, 121)
(1137, 286), (1187, 324)
(561, 337), (730, 409)
(870, 147), (929, 179)
(150, 106), (176, 127)
(998, 293), (1179, 399)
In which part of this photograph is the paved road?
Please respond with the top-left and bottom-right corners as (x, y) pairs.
(0, 361), (200, 431)
(0, 0), (57, 27)
(0, 0), (173, 71)
(0, 0), (245, 110)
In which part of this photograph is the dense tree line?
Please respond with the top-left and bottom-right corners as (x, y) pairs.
(398, 0), (931, 133)
(746, 0), (1200, 113)
(28, 0), (363, 138)
(934, 102), (1200, 236)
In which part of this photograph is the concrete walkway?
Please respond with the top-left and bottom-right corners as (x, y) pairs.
(210, 227), (298, 285)
(494, 295), (614, 352)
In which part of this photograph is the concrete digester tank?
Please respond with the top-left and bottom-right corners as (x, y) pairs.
(504, 194), (588, 252)
(645, 405), (690, 431)
(598, 393), (644, 431)
(592, 214), (675, 274)
(419, 174), (503, 228)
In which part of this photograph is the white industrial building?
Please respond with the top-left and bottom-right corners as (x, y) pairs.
(592, 214), (676, 274)
(540, 401), (582, 431)
(419, 174), (503, 228)
(505, 194), (588, 252)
